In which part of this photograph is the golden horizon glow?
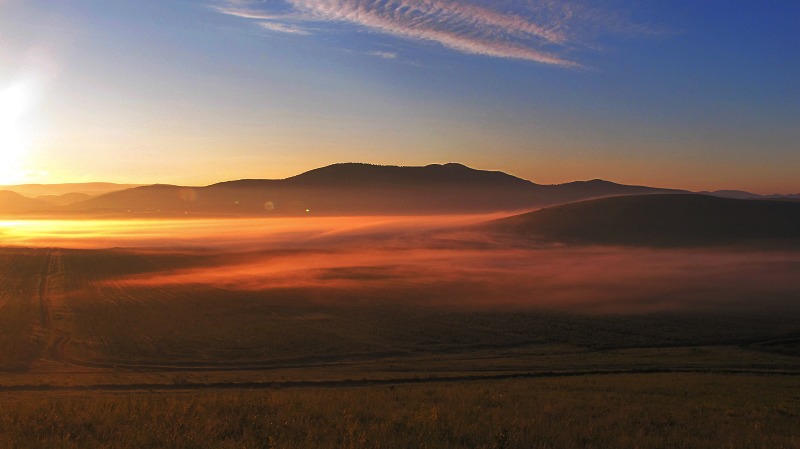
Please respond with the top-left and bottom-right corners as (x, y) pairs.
(0, 214), (502, 249)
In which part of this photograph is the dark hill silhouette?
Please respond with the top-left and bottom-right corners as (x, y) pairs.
(284, 163), (533, 188)
(72, 163), (680, 216)
(486, 194), (800, 247)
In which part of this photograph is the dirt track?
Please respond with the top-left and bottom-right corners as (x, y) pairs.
(31, 249), (74, 365)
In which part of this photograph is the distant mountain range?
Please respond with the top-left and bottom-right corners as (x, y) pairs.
(0, 182), (142, 198)
(485, 194), (800, 247)
(0, 182), (142, 213)
(0, 163), (794, 217)
(701, 190), (800, 202)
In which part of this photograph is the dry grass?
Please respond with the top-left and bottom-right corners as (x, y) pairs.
(1, 373), (797, 449)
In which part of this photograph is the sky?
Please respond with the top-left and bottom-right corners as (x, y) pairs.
(1, 0), (798, 193)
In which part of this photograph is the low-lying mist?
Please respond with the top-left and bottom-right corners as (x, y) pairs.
(108, 245), (800, 314)
(4, 215), (799, 314)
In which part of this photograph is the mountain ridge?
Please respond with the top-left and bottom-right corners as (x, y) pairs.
(67, 163), (681, 216)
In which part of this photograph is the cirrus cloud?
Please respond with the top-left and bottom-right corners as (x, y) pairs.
(213, 0), (654, 68)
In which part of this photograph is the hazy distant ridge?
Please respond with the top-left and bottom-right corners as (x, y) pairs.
(702, 190), (800, 202)
(0, 191), (52, 213)
(0, 182), (142, 198)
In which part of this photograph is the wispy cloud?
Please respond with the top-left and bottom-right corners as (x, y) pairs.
(212, 5), (287, 21)
(213, 0), (654, 67)
(366, 50), (398, 59)
(259, 21), (311, 35)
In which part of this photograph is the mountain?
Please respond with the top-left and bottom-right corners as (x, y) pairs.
(72, 163), (681, 216)
(283, 162), (533, 188)
(485, 194), (800, 247)
(0, 191), (53, 214)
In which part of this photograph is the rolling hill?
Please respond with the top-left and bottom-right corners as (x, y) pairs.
(70, 163), (680, 216)
(0, 191), (53, 214)
(485, 194), (800, 247)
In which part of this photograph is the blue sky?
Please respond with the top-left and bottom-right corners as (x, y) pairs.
(1, 0), (798, 192)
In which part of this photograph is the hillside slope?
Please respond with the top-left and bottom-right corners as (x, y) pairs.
(486, 194), (800, 247)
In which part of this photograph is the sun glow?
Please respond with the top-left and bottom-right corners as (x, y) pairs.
(0, 81), (35, 184)
(0, 215), (496, 249)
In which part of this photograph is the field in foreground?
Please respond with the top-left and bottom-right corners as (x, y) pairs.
(2, 373), (797, 449)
